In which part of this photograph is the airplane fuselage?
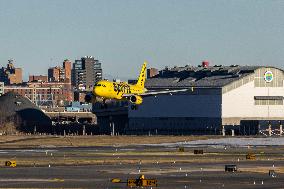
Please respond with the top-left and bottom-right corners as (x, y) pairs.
(88, 62), (186, 105)
(93, 80), (146, 100)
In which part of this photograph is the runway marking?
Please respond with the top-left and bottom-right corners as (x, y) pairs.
(147, 137), (284, 147)
(51, 178), (65, 182)
(0, 179), (53, 182)
(0, 178), (105, 182)
(0, 178), (65, 182)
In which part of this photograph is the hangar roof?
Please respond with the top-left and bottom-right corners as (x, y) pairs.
(145, 65), (261, 88)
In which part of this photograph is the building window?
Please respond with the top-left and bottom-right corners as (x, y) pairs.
(255, 99), (283, 105)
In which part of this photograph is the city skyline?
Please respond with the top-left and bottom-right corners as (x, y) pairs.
(0, 0), (283, 80)
(0, 57), (103, 84)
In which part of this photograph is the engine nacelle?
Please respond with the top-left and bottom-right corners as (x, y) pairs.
(129, 95), (143, 105)
(84, 93), (96, 103)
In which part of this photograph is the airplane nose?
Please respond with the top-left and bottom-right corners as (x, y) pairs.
(93, 87), (98, 95)
(93, 87), (101, 96)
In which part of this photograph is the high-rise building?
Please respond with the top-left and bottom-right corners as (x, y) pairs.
(0, 59), (23, 84)
(48, 66), (60, 82)
(72, 59), (85, 89)
(72, 56), (102, 90)
(48, 59), (72, 83)
(59, 67), (65, 82)
(63, 59), (72, 83)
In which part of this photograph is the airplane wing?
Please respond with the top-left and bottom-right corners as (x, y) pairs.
(122, 89), (188, 97)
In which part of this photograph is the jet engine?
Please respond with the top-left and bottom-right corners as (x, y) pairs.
(129, 95), (143, 105)
(84, 93), (96, 103)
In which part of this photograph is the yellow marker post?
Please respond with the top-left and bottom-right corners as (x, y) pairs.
(5, 161), (16, 167)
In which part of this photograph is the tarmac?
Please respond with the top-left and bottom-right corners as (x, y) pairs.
(0, 137), (283, 188)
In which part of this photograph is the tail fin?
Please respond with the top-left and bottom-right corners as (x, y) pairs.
(136, 61), (147, 88)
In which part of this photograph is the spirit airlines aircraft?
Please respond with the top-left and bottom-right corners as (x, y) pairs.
(87, 62), (187, 105)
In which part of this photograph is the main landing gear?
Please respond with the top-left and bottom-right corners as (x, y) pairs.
(131, 104), (138, 110)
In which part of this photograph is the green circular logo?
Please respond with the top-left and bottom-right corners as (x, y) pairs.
(264, 71), (273, 83)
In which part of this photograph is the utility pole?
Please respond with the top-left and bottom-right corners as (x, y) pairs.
(112, 122), (115, 136)
(83, 125), (86, 135)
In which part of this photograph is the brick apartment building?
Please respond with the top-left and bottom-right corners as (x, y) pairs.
(1, 59), (73, 106)
(63, 59), (72, 83)
(0, 59), (22, 84)
(147, 68), (159, 78)
(4, 82), (72, 106)
(48, 66), (60, 82)
(48, 59), (72, 83)
(29, 75), (48, 82)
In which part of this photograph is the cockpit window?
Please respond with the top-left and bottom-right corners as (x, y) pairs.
(95, 83), (107, 87)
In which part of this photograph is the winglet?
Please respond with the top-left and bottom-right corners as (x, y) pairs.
(136, 61), (147, 88)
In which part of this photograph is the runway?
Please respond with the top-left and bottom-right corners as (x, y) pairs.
(0, 163), (283, 188)
(0, 137), (283, 188)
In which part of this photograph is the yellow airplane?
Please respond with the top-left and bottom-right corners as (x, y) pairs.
(86, 62), (187, 105)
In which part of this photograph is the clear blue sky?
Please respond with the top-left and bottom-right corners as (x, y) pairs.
(0, 0), (283, 80)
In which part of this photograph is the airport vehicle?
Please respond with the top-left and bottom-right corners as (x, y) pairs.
(178, 146), (185, 152)
(246, 153), (256, 160)
(194, 149), (204, 154)
(85, 62), (187, 105)
(225, 164), (237, 172)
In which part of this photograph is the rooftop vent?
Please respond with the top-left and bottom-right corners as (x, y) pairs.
(202, 61), (209, 68)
